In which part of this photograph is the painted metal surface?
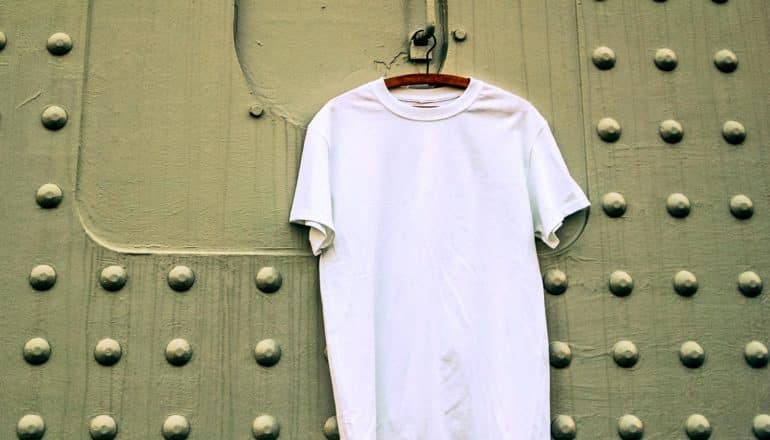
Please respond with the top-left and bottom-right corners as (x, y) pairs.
(0, 0), (767, 438)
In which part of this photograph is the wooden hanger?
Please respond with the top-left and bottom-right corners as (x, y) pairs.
(383, 30), (470, 90)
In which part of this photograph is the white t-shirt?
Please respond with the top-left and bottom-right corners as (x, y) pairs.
(289, 76), (591, 439)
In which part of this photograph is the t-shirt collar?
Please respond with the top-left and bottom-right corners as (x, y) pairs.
(371, 75), (484, 121)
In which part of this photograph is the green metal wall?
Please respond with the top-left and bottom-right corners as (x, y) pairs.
(0, 0), (767, 438)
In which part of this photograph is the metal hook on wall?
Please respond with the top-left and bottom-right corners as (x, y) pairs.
(408, 0), (440, 64)
(412, 0), (436, 45)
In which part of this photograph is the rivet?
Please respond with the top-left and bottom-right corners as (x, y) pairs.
(666, 193), (691, 218)
(714, 49), (738, 73)
(29, 264), (57, 290)
(673, 270), (698, 296)
(167, 265), (195, 291)
(609, 270), (634, 297)
(597, 117), (621, 142)
(17, 414), (45, 440)
(46, 32), (72, 55)
(744, 340), (769, 368)
(94, 338), (122, 366)
(729, 194), (754, 219)
(612, 340), (639, 368)
(753, 414), (770, 439)
(249, 105), (264, 118)
(654, 48), (678, 71)
(0, 31), (6, 51)
(737, 271), (763, 297)
(99, 265), (127, 292)
(617, 414), (644, 440)
(679, 341), (705, 368)
(550, 414), (577, 440)
(322, 415), (340, 440)
(543, 269), (568, 295)
(452, 28), (467, 42)
(659, 119), (684, 143)
(685, 414), (712, 440)
(35, 183), (63, 208)
(592, 46), (616, 70)
(162, 415), (190, 440)
(722, 120), (746, 144)
(41, 105), (68, 130)
(23, 337), (51, 365)
(323, 345), (328, 359)
(254, 338), (282, 367)
(89, 414), (118, 440)
(602, 192), (627, 217)
(252, 414), (280, 440)
(255, 266), (283, 293)
(549, 341), (572, 368)
(165, 338), (193, 366)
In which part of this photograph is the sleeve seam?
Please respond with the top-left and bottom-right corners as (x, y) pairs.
(526, 121), (549, 173)
(306, 125), (331, 153)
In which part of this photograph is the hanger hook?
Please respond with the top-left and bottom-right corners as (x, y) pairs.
(411, 29), (438, 75)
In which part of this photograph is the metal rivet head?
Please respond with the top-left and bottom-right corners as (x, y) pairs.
(255, 266), (283, 293)
(249, 105), (264, 118)
(252, 414), (280, 440)
(0, 31), (6, 51)
(29, 264), (57, 290)
(714, 49), (738, 72)
(685, 414), (712, 440)
(737, 271), (763, 297)
(592, 46), (616, 70)
(602, 192), (627, 217)
(612, 340), (639, 368)
(17, 414), (45, 440)
(452, 28), (467, 42)
(597, 117), (621, 142)
(673, 270), (698, 296)
(659, 119), (684, 143)
(666, 193), (691, 218)
(162, 415), (190, 440)
(46, 32), (72, 55)
(730, 194), (754, 219)
(543, 269), (568, 295)
(41, 105), (68, 130)
(753, 414), (770, 439)
(35, 183), (63, 208)
(722, 120), (746, 144)
(617, 414), (643, 440)
(254, 338), (282, 367)
(609, 270), (634, 297)
(165, 339), (193, 366)
(679, 341), (705, 368)
(168, 265), (195, 291)
(99, 265), (127, 292)
(550, 414), (577, 440)
(654, 48), (678, 71)
(23, 337), (51, 365)
(549, 341), (572, 368)
(322, 415), (340, 439)
(744, 340), (769, 368)
(94, 338), (122, 366)
(89, 414), (118, 440)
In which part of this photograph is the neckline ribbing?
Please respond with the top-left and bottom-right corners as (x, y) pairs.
(371, 75), (484, 121)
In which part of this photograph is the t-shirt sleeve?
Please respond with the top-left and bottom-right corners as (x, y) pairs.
(526, 122), (591, 249)
(289, 126), (336, 256)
